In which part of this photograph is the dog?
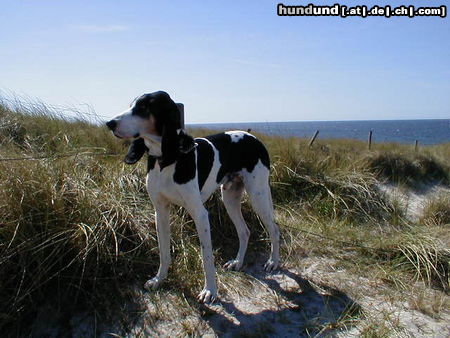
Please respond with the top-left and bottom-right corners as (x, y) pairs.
(106, 91), (280, 303)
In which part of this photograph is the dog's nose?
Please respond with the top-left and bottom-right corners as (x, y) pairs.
(106, 120), (117, 131)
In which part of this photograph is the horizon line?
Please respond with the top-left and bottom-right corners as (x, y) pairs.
(188, 118), (450, 125)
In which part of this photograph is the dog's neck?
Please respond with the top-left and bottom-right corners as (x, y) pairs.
(141, 129), (191, 159)
(141, 133), (162, 157)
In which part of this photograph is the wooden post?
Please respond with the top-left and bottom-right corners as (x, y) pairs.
(368, 130), (373, 150)
(176, 103), (185, 129)
(309, 130), (319, 147)
(415, 140), (419, 152)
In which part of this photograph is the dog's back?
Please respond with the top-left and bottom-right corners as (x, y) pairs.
(203, 131), (270, 186)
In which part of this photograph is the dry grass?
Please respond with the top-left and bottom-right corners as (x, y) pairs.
(1, 97), (449, 335)
(365, 151), (449, 186)
(420, 194), (450, 227)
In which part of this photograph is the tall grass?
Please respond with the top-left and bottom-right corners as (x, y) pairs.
(420, 194), (450, 227)
(1, 97), (449, 334)
(365, 151), (449, 186)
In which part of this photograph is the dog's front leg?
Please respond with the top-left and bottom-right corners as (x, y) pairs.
(145, 198), (171, 290)
(185, 203), (217, 303)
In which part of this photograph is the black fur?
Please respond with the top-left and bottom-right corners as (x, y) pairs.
(147, 156), (156, 173)
(205, 133), (270, 184)
(195, 139), (215, 190)
(173, 149), (196, 185)
(125, 132), (196, 165)
(120, 94), (270, 194)
(147, 139), (214, 190)
(169, 133), (270, 192)
(160, 125), (179, 168)
(131, 91), (181, 133)
(124, 138), (147, 164)
(130, 91), (190, 168)
(124, 91), (195, 167)
(178, 130), (196, 154)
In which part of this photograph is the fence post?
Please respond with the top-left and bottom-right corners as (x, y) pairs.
(309, 130), (319, 147)
(415, 140), (419, 152)
(368, 130), (373, 150)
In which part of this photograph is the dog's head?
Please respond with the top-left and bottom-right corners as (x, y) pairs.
(107, 91), (184, 164)
(107, 91), (181, 141)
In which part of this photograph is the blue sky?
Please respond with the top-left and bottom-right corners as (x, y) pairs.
(1, 0), (449, 123)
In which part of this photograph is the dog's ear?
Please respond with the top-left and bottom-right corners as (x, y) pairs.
(156, 92), (182, 167)
(160, 128), (197, 167)
(153, 91), (196, 167)
(124, 138), (148, 164)
(159, 124), (179, 167)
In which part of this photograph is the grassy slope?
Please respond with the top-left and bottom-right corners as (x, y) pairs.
(1, 100), (449, 335)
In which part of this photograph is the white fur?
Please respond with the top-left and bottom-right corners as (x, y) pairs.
(225, 130), (255, 143)
(110, 108), (143, 138)
(144, 145), (280, 303)
(110, 101), (156, 140)
(108, 100), (279, 304)
(142, 134), (163, 157)
(196, 138), (221, 202)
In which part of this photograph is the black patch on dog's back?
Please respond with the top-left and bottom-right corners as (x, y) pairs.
(206, 133), (270, 183)
(195, 139), (214, 191)
(172, 132), (269, 189)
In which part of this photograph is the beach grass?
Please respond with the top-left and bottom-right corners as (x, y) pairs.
(1, 97), (449, 335)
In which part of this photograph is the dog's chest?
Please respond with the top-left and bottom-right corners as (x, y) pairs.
(145, 148), (222, 206)
(146, 163), (186, 205)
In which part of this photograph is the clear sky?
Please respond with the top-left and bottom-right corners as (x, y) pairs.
(1, 0), (449, 123)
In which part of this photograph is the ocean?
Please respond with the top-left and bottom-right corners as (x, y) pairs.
(190, 119), (450, 145)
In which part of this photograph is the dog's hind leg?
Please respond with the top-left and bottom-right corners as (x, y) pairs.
(221, 180), (250, 271)
(144, 197), (171, 290)
(243, 165), (280, 272)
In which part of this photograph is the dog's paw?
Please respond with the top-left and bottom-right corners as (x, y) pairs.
(264, 259), (279, 272)
(223, 259), (243, 271)
(144, 277), (162, 290)
(197, 288), (217, 304)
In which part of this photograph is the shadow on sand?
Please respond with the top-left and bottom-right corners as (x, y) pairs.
(203, 268), (362, 337)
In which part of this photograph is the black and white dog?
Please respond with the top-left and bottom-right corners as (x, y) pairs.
(106, 91), (280, 303)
